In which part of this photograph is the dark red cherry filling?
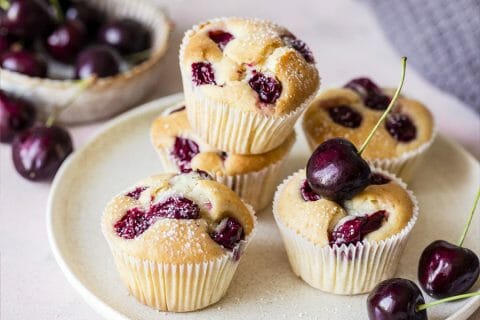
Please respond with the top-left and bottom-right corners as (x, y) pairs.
(114, 207), (149, 239)
(327, 105), (362, 128)
(210, 217), (244, 250)
(218, 151), (228, 161)
(170, 136), (200, 172)
(125, 186), (147, 200)
(191, 62), (216, 86)
(208, 30), (234, 50)
(169, 105), (186, 115)
(282, 34), (314, 63)
(248, 72), (282, 104)
(330, 210), (387, 246)
(344, 77), (390, 111)
(369, 173), (391, 185)
(386, 113), (417, 142)
(149, 196), (200, 219)
(300, 179), (321, 201)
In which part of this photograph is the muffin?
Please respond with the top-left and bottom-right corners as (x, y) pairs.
(179, 17), (319, 154)
(150, 102), (296, 210)
(102, 171), (256, 312)
(273, 168), (418, 295)
(302, 78), (435, 180)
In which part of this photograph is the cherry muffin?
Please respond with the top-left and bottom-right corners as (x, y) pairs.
(302, 78), (435, 180)
(179, 17), (319, 154)
(102, 171), (256, 312)
(273, 168), (418, 295)
(150, 102), (295, 210)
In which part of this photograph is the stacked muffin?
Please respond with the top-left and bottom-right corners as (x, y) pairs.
(151, 17), (320, 211)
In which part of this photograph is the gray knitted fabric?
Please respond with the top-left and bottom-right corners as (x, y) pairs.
(365, 0), (480, 112)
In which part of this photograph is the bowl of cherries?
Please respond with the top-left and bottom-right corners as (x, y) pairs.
(0, 0), (171, 123)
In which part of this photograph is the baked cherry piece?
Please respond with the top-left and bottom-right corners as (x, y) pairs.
(170, 136), (200, 173)
(330, 210), (387, 246)
(211, 217), (244, 250)
(418, 240), (480, 299)
(0, 90), (36, 143)
(149, 196), (200, 220)
(0, 50), (47, 77)
(74, 46), (120, 79)
(191, 62), (216, 86)
(300, 179), (321, 201)
(248, 72), (282, 104)
(282, 34), (314, 63)
(367, 278), (427, 320)
(97, 18), (151, 55)
(306, 138), (371, 201)
(328, 105), (362, 128)
(114, 207), (148, 239)
(12, 125), (73, 181)
(46, 20), (87, 63)
(65, 2), (103, 34)
(0, 0), (55, 39)
(125, 186), (147, 200)
(369, 172), (391, 185)
(345, 77), (391, 111)
(386, 113), (417, 142)
(208, 30), (234, 50)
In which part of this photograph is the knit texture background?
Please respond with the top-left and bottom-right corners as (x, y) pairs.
(366, 0), (480, 112)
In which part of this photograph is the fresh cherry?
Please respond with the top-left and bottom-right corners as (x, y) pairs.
(12, 125), (73, 181)
(46, 20), (87, 63)
(0, 33), (11, 54)
(248, 72), (282, 104)
(306, 138), (371, 201)
(170, 136), (200, 173)
(369, 172), (391, 185)
(328, 105), (362, 128)
(97, 18), (151, 55)
(386, 113), (417, 142)
(330, 210), (387, 246)
(367, 278), (427, 320)
(0, 50), (47, 77)
(0, 90), (36, 143)
(210, 217), (244, 250)
(208, 30), (234, 50)
(65, 2), (103, 34)
(74, 45), (120, 79)
(149, 196), (200, 220)
(191, 62), (216, 86)
(300, 179), (320, 201)
(282, 34), (314, 63)
(345, 77), (391, 111)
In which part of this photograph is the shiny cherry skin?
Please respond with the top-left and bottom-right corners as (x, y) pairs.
(367, 278), (427, 320)
(306, 138), (371, 201)
(0, 90), (36, 143)
(0, 0), (55, 39)
(0, 33), (11, 54)
(46, 20), (87, 63)
(418, 240), (480, 299)
(0, 50), (47, 77)
(74, 46), (120, 79)
(12, 125), (73, 181)
(65, 2), (103, 34)
(97, 18), (151, 55)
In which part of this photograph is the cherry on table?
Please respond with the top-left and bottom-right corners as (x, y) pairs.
(0, 50), (47, 77)
(306, 138), (371, 201)
(0, 90), (36, 143)
(46, 20), (87, 63)
(97, 18), (151, 55)
(12, 125), (73, 181)
(74, 45), (120, 79)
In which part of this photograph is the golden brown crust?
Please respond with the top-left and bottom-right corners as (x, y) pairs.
(150, 106), (295, 175)
(302, 88), (434, 159)
(180, 17), (320, 116)
(102, 173), (255, 264)
(275, 170), (414, 246)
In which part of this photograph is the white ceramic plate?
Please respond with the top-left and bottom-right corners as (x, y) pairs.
(47, 93), (480, 320)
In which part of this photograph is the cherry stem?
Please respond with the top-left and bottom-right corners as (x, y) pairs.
(0, 0), (9, 10)
(45, 77), (96, 127)
(458, 187), (480, 247)
(49, 0), (64, 22)
(416, 291), (480, 312)
(125, 49), (151, 65)
(358, 57), (407, 156)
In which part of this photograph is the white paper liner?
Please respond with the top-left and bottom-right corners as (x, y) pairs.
(272, 167), (419, 295)
(179, 18), (319, 154)
(105, 202), (257, 312)
(305, 126), (437, 183)
(154, 145), (290, 211)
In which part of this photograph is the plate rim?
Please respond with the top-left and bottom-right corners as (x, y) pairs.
(46, 92), (480, 320)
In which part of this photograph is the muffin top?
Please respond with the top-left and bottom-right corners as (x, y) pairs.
(180, 17), (320, 116)
(303, 78), (434, 159)
(274, 169), (415, 246)
(150, 102), (296, 175)
(102, 171), (256, 263)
